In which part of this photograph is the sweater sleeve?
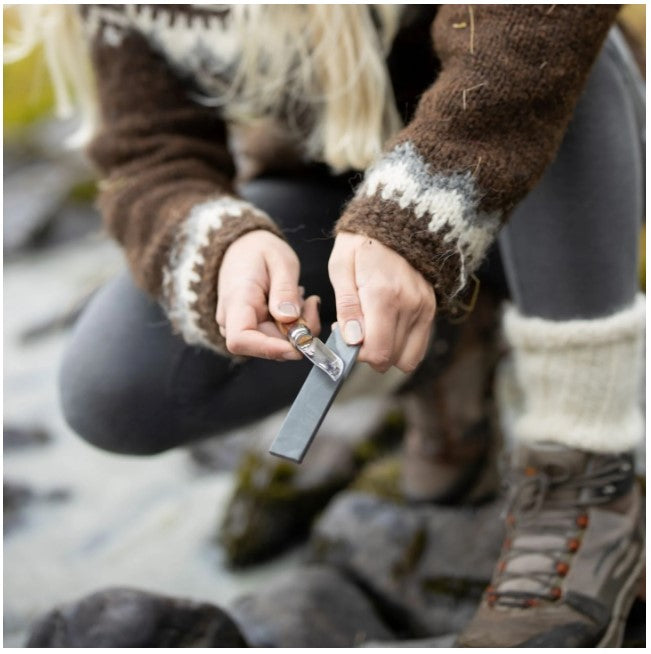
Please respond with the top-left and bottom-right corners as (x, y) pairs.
(83, 21), (284, 354)
(336, 5), (620, 313)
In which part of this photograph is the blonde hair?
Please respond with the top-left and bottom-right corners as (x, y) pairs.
(5, 4), (404, 170)
(4, 5), (97, 147)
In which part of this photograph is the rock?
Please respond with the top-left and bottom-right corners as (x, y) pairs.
(217, 405), (405, 566)
(25, 587), (247, 648)
(218, 435), (358, 567)
(29, 201), (101, 251)
(229, 565), (394, 647)
(3, 159), (88, 256)
(309, 491), (504, 637)
(192, 396), (404, 474)
(4, 480), (69, 535)
(19, 286), (99, 344)
(4, 481), (34, 530)
(362, 634), (457, 648)
(4, 425), (51, 450)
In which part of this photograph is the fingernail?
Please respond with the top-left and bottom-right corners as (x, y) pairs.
(278, 302), (299, 318)
(344, 319), (363, 344)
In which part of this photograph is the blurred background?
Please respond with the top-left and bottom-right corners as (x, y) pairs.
(3, 5), (646, 648)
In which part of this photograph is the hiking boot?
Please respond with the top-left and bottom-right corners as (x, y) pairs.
(399, 290), (502, 504)
(457, 442), (645, 647)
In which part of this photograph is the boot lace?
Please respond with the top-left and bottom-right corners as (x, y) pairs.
(488, 454), (633, 609)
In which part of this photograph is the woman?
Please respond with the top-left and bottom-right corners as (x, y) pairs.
(12, 5), (645, 647)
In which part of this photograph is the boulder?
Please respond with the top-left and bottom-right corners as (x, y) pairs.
(229, 565), (393, 647)
(25, 587), (247, 648)
(217, 407), (404, 566)
(309, 491), (504, 636)
(218, 436), (357, 566)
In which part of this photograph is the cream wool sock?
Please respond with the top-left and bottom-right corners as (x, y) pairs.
(500, 293), (645, 453)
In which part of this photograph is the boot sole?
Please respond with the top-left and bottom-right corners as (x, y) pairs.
(596, 545), (646, 647)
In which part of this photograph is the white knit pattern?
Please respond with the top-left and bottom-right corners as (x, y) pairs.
(162, 197), (270, 353)
(360, 141), (501, 295)
(500, 294), (646, 453)
(82, 5), (240, 94)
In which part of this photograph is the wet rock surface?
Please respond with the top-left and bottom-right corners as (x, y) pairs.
(309, 491), (504, 636)
(25, 587), (247, 648)
(4, 480), (69, 535)
(229, 565), (394, 647)
(4, 425), (52, 450)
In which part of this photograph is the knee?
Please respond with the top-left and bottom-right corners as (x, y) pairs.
(58, 338), (176, 456)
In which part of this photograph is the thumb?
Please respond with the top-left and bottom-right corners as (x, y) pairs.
(329, 253), (364, 345)
(267, 249), (302, 324)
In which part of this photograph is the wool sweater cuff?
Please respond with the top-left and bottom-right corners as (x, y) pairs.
(335, 141), (501, 311)
(498, 295), (646, 454)
(161, 196), (284, 354)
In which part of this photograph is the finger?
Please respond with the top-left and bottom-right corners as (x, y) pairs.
(357, 290), (397, 372)
(225, 303), (296, 360)
(266, 250), (302, 324)
(258, 321), (303, 359)
(301, 295), (322, 337)
(395, 317), (434, 374)
(328, 253), (364, 345)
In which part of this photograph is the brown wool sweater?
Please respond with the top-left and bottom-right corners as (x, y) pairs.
(80, 4), (619, 354)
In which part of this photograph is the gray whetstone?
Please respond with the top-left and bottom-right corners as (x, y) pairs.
(269, 327), (360, 463)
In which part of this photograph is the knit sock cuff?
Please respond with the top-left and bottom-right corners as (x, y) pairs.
(500, 295), (646, 453)
(161, 196), (284, 354)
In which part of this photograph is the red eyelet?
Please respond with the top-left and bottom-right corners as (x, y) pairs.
(576, 514), (589, 529)
(549, 586), (562, 600)
(555, 562), (569, 577)
(567, 538), (580, 553)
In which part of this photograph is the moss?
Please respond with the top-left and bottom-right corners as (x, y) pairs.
(352, 409), (405, 467)
(219, 408), (407, 567)
(350, 455), (404, 504)
(219, 451), (352, 567)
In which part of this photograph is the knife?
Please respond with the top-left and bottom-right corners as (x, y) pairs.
(275, 318), (344, 382)
(269, 325), (360, 462)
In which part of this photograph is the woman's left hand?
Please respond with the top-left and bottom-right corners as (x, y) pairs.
(328, 232), (437, 373)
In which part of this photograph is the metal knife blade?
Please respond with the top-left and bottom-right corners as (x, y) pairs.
(276, 318), (344, 382)
(269, 326), (359, 462)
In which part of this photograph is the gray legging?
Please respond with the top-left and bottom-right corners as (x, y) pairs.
(59, 31), (644, 455)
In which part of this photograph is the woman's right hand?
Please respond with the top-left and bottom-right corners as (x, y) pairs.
(216, 230), (321, 361)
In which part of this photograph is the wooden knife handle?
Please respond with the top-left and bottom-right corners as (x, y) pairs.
(275, 317), (313, 348)
(274, 317), (307, 338)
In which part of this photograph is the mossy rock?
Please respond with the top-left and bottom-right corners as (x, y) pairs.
(218, 410), (405, 567)
(350, 454), (404, 503)
(218, 443), (357, 567)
